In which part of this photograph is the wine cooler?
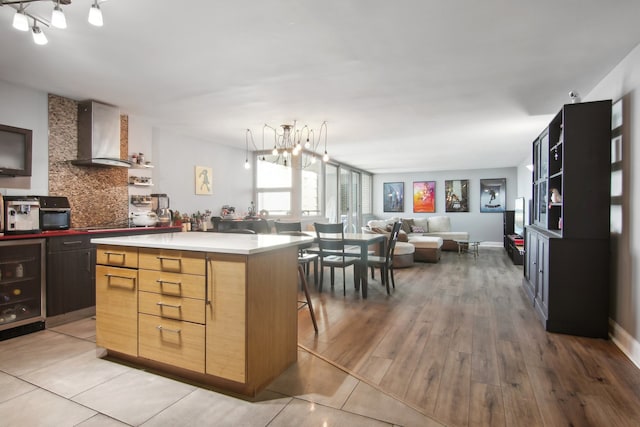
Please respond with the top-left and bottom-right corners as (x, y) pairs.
(0, 238), (45, 340)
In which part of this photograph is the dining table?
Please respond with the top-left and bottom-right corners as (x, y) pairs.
(306, 231), (386, 298)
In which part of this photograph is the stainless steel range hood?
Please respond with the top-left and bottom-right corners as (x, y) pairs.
(72, 100), (132, 168)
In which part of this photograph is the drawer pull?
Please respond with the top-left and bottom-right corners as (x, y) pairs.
(63, 240), (84, 245)
(157, 256), (182, 271)
(156, 325), (181, 334)
(105, 274), (136, 289)
(105, 252), (126, 263)
(156, 279), (182, 287)
(156, 302), (182, 309)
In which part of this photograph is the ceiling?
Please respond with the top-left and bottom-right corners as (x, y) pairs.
(2, 1), (640, 174)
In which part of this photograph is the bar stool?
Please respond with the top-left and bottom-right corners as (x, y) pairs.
(298, 263), (318, 334)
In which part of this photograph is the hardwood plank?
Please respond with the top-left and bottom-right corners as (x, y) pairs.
(404, 332), (451, 413)
(469, 382), (506, 427)
(471, 315), (500, 386)
(433, 350), (472, 427)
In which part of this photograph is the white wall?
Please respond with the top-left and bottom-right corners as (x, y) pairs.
(373, 167), (518, 243)
(585, 42), (640, 365)
(0, 79), (48, 196)
(151, 128), (252, 219)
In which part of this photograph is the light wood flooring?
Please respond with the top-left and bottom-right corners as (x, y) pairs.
(297, 246), (640, 427)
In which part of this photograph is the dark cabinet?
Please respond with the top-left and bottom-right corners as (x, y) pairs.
(523, 100), (611, 338)
(503, 210), (514, 248)
(46, 235), (95, 317)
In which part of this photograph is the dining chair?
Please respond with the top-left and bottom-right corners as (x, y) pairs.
(313, 222), (360, 296)
(368, 221), (401, 295)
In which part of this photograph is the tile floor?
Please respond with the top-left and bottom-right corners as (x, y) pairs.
(0, 317), (443, 426)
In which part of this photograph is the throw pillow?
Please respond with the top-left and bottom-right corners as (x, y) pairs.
(411, 225), (425, 233)
(401, 218), (414, 234)
(398, 230), (409, 242)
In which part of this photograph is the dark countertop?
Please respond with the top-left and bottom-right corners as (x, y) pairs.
(0, 226), (182, 241)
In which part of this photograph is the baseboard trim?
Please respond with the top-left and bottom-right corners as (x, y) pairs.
(609, 318), (640, 369)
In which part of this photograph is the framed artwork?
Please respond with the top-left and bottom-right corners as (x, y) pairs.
(445, 179), (469, 212)
(480, 178), (506, 212)
(413, 181), (436, 213)
(383, 182), (404, 212)
(195, 165), (212, 195)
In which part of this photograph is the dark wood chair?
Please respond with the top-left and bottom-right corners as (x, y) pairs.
(368, 221), (401, 295)
(314, 222), (360, 296)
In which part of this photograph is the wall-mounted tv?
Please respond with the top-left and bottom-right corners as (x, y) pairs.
(514, 197), (525, 237)
(0, 124), (32, 177)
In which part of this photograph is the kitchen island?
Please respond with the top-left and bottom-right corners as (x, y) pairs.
(91, 232), (313, 396)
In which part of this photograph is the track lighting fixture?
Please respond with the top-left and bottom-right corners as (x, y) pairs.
(1, 0), (106, 45)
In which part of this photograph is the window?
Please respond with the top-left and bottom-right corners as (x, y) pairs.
(301, 153), (322, 216)
(255, 154), (292, 216)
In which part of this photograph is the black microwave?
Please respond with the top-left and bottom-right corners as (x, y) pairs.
(38, 196), (71, 230)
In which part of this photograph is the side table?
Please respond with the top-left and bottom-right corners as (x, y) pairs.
(455, 239), (480, 258)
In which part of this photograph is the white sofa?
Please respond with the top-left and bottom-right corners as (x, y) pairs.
(365, 216), (469, 261)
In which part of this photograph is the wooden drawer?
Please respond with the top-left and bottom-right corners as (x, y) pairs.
(139, 291), (205, 324)
(95, 265), (138, 356)
(139, 248), (205, 275)
(48, 234), (92, 252)
(96, 245), (138, 268)
(138, 313), (205, 373)
(138, 269), (205, 300)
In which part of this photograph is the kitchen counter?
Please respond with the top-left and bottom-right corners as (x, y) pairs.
(90, 231), (313, 254)
(0, 226), (181, 241)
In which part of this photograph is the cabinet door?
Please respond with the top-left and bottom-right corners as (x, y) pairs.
(524, 229), (538, 302)
(96, 265), (138, 356)
(535, 237), (549, 318)
(205, 258), (246, 383)
(47, 249), (95, 316)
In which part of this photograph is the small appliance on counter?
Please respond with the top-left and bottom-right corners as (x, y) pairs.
(150, 193), (172, 227)
(2, 196), (40, 234)
(131, 211), (159, 227)
(36, 196), (71, 231)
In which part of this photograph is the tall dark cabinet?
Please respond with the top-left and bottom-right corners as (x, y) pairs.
(523, 100), (611, 338)
(503, 210), (515, 248)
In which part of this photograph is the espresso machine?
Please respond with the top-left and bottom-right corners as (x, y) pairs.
(3, 196), (40, 234)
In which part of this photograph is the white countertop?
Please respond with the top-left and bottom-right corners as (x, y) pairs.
(91, 232), (314, 255)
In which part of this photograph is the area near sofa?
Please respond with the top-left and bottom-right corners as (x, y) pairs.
(364, 215), (470, 263)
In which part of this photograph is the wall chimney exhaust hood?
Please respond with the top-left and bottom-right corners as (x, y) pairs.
(71, 100), (132, 168)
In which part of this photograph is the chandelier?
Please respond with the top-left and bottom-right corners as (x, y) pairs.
(1, 0), (105, 46)
(244, 120), (329, 169)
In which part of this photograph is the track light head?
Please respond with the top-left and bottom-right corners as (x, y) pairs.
(31, 22), (48, 45)
(88, 0), (103, 27)
(51, 3), (67, 29)
(12, 6), (29, 31)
